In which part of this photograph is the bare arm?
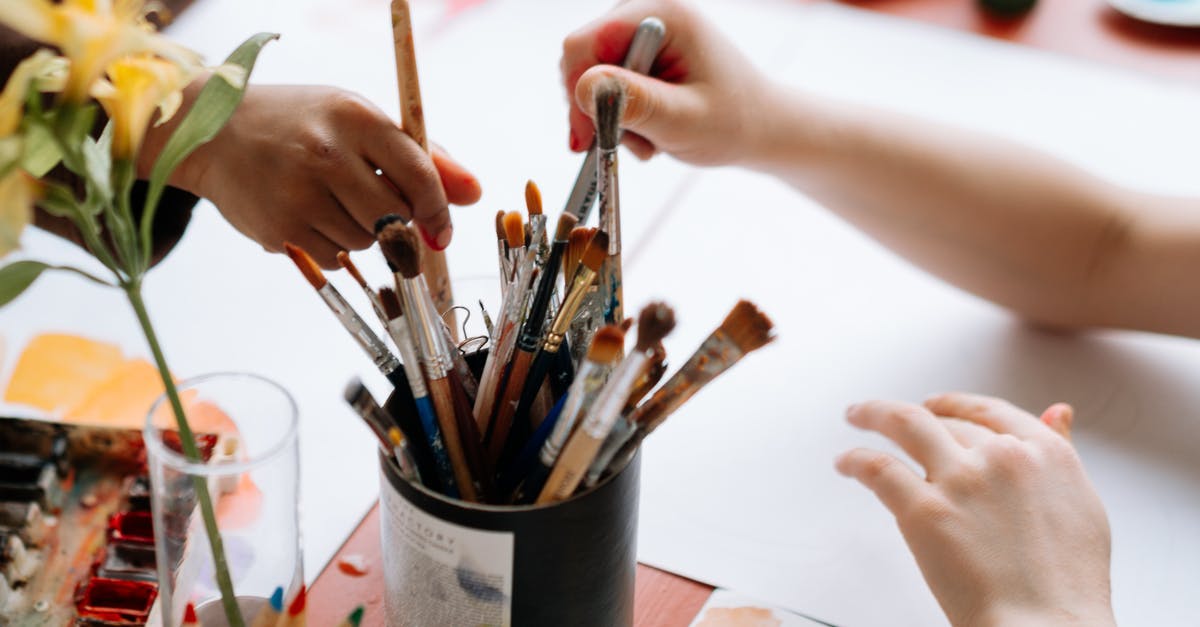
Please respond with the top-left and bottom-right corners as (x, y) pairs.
(562, 0), (1200, 338)
(755, 91), (1200, 337)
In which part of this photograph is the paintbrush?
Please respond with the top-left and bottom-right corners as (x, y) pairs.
(390, 0), (456, 341)
(387, 427), (420, 482)
(564, 227), (604, 365)
(378, 287), (457, 495)
(526, 180), (549, 267)
(249, 587), (284, 627)
(183, 602), (200, 627)
(284, 243), (407, 389)
(582, 342), (667, 487)
(537, 302), (674, 504)
(494, 210), (510, 290)
(273, 585), (305, 627)
(509, 324), (625, 503)
(336, 251), (387, 324)
(606, 300), (776, 476)
(503, 231), (608, 453)
(378, 221), (480, 502)
(474, 212), (536, 434)
(486, 212), (579, 467)
(594, 76), (626, 326)
(342, 376), (440, 491)
(562, 16), (667, 223)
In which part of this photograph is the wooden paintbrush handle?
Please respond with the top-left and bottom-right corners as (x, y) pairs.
(391, 0), (457, 341)
(486, 350), (534, 466)
(427, 376), (478, 502)
(448, 370), (494, 501)
(536, 431), (604, 504)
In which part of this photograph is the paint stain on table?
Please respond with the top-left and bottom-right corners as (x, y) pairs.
(695, 606), (783, 627)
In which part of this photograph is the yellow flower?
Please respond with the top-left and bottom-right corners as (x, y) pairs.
(0, 49), (68, 137)
(91, 54), (193, 159)
(0, 167), (40, 258)
(0, 0), (201, 103)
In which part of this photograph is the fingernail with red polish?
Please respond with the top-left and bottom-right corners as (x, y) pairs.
(418, 225), (441, 251)
(569, 131), (580, 152)
(435, 225), (453, 250)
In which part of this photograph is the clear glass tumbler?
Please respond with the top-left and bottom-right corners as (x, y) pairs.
(144, 372), (302, 626)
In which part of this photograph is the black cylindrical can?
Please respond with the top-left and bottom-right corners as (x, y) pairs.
(378, 394), (640, 627)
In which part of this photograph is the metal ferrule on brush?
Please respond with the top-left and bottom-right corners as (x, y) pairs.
(579, 352), (649, 440)
(318, 284), (401, 375)
(542, 268), (596, 353)
(386, 317), (429, 398)
(397, 278), (446, 379)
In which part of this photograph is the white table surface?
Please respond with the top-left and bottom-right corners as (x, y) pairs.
(2, 1), (1199, 625)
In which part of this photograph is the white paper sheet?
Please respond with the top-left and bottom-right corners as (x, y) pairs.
(2, 2), (1199, 625)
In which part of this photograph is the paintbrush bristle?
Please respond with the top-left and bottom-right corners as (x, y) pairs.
(588, 324), (626, 365)
(525, 180), (543, 216)
(635, 302), (675, 352)
(284, 242), (326, 290)
(342, 377), (368, 405)
(388, 426), (404, 447)
(720, 300), (776, 354)
(379, 286), (403, 320)
(378, 221), (423, 279)
(593, 76), (625, 151)
(581, 230), (609, 272)
(374, 213), (404, 235)
(554, 213), (579, 242)
(337, 251), (369, 288)
(494, 210), (506, 242)
(502, 211), (525, 249)
(565, 227), (596, 275)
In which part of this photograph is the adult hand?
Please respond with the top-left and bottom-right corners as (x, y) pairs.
(146, 84), (481, 267)
(836, 393), (1115, 627)
(561, 0), (774, 166)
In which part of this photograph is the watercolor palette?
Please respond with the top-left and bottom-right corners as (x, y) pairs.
(0, 416), (214, 626)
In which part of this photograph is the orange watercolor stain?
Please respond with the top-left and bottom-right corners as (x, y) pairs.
(5, 334), (126, 414)
(64, 359), (168, 427)
(694, 606), (783, 627)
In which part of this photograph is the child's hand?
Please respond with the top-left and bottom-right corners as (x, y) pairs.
(561, 0), (773, 166)
(149, 84), (481, 268)
(837, 393), (1115, 627)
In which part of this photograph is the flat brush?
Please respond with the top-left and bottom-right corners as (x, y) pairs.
(606, 300), (776, 476)
(584, 343), (667, 487)
(284, 243), (406, 389)
(562, 17), (666, 223)
(487, 212), (579, 467)
(536, 302), (674, 504)
(594, 76), (626, 326)
(379, 287), (458, 496)
(378, 222), (481, 502)
(564, 227), (603, 364)
(510, 324), (624, 504)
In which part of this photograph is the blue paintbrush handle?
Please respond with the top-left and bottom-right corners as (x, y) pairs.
(415, 395), (459, 499)
(501, 393), (568, 500)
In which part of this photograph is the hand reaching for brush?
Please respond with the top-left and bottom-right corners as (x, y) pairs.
(837, 393), (1115, 627)
(561, 0), (772, 165)
(140, 84), (482, 268)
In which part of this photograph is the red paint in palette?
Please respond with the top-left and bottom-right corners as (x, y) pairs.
(75, 577), (157, 622)
(107, 511), (155, 544)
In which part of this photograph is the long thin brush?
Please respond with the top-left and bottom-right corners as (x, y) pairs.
(343, 376), (440, 491)
(379, 287), (458, 496)
(526, 180), (549, 267)
(390, 0), (456, 340)
(494, 210), (510, 290)
(510, 324), (625, 503)
(378, 222), (480, 502)
(594, 76), (626, 326)
(487, 212), (579, 467)
(562, 17), (666, 223)
(606, 300), (776, 477)
(284, 243), (406, 389)
(337, 251), (388, 325)
(473, 212), (529, 433)
(537, 302), (675, 504)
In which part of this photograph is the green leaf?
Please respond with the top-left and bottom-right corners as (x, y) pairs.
(20, 119), (62, 178)
(140, 32), (278, 269)
(81, 125), (113, 203)
(36, 179), (83, 219)
(0, 260), (48, 307)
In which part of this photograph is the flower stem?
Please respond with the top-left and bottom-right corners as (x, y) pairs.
(125, 283), (244, 627)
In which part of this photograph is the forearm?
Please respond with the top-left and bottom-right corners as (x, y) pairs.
(751, 87), (1200, 337)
